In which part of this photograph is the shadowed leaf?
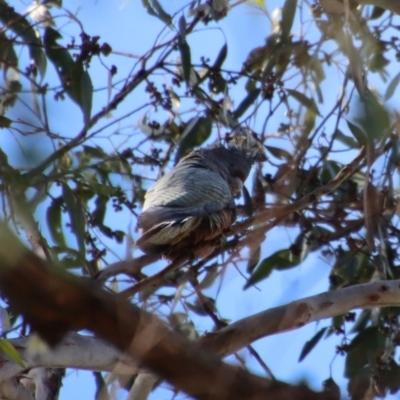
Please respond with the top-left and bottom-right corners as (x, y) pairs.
(299, 327), (327, 362)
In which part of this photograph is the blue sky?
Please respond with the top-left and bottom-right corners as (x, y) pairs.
(3, 0), (400, 399)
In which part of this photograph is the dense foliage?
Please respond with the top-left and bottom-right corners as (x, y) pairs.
(2, 0), (400, 399)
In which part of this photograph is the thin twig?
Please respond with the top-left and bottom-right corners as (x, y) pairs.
(118, 255), (189, 299)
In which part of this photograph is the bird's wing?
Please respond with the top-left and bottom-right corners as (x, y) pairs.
(138, 164), (233, 230)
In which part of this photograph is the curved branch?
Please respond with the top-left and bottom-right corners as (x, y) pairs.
(0, 332), (138, 381)
(1, 279), (399, 387)
(200, 280), (400, 356)
(0, 222), (333, 400)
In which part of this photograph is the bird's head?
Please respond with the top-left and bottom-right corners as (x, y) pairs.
(227, 128), (267, 163)
(204, 130), (266, 196)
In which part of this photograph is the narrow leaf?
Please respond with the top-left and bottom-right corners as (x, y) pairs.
(213, 43), (228, 69)
(62, 184), (86, 255)
(46, 200), (66, 247)
(151, 0), (172, 25)
(178, 15), (186, 39)
(92, 195), (108, 226)
(280, 0), (297, 41)
(265, 145), (292, 160)
(0, 338), (25, 367)
(141, 0), (158, 17)
(176, 117), (212, 161)
(80, 70), (93, 126)
(233, 88), (261, 119)
(287, 89), (315, 109)
(44, 28), (92, 124)
(346, 120), (366, 145)
(369, 6), (385, 20)
(334, 129), (359, 148)
(83, 145), (106, 158)
(0, 31), (17, 71)
(244, 249), (301, 288)
(385, 71), (400, 101)
(301, 103), (318, 138)
(242, 185), (253, 217)
(298, 327), (327, 362)
(0, 2), (46, 77)
(179, 39), (192, 84)
(0, 116), (12, 128)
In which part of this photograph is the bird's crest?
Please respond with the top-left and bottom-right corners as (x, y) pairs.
(228, 129), (267, 162)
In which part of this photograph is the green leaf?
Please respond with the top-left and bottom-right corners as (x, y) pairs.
(0, 338), (25, 367)
(208, 74), (226, 94)
(298, 327), (327, 362)
(178, 38), (192, 84)
(83, 145), (107, 159)
(280, 0), (297, 41)
(0, 2), (46, 77)
(199, 265), (219, 289)
(0, 115), (12, 128)
(385, 71), (400, 101)
(213, 43), (228, 69)
(346, 120), (366, 145)
(151, 0), (172, 25)
(345, 327), (386, 378)
(44, 28), (92, 124)
(113, 230), (125, 244)
(62, 184), (86, 256)
(141, 0), (158, 17)
(92, 195), (108, 226)
(46, 200), (66, 247)
(175, 116), (212, 161)
(265, 145), (292, 160)
(141, 0), (172, 25)
(178, 15), (186, 39)
(286, 89), (315, 109)
(244, 249), (301, 288)
(242, 185), (253, 217)
(376, 359), (400, 396)
(80, 70), (93, 126)
(301, 102), (318, 138)
(246, 245), (261, 274)
(322, 378), (341, 399)
(350, 310), (371, 334)
(187, 297), (216, 316)
(369, 6), (385, 20)
(334, 129), (359, 148)
(53, 247), (86, 269)
(233, 88), (261, 119)
(356, 90), (390, 143)
(0, 31), (17, 71)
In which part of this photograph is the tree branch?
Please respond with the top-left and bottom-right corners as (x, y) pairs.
(200, 280), (400, 356)
(0, 222), (333, 400)
(1, 277), (399, 395)
(0, 333), (138, 381)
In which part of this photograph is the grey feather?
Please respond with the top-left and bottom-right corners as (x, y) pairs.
(136, 133), (266, 257)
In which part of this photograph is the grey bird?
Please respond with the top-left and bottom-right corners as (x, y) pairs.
(136, 132), (266, 259)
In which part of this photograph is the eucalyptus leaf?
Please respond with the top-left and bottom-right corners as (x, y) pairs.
(298, 327), (327, 362)
(0, 339), (25, 367)
(280, 0), (297, 41)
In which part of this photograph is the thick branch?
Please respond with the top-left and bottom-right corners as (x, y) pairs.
(1, 279), (399, 390)
(0, 333), (138, 381)
(0, 223), (333, 400)
(200, 280), (400, 356)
